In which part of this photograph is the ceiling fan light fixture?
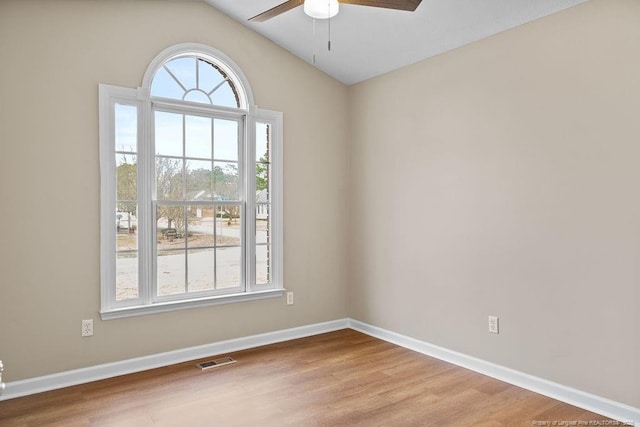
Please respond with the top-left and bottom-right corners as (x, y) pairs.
(304, 0), (339, 19)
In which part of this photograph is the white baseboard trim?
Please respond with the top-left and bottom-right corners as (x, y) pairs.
(1, 318), (349, 401)
(347, 319), (640, 426)
(4, 317), (639, 426)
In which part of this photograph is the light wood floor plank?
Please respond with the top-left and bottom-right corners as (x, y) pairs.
(0, 329), (619, 426)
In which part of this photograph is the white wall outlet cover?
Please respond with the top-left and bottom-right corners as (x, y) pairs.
(488, 316), (499, 334)
(82, 319), (94, 337)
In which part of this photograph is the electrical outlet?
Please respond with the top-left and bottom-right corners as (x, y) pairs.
(286, 292), (294, 305)
(0, 359), (5, 397)
(82, 319), (94, 337)
(488, 316), (499, 334)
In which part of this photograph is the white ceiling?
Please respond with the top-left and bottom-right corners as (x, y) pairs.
(203, 0), (589, 85)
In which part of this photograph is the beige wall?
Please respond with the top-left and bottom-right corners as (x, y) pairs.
(0, 0), (349, 381)
(348, 0), (640, 408)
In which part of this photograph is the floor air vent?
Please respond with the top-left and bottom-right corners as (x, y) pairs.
(196, 357), (236, 371)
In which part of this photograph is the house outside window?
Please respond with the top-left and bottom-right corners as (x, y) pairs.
(99, 43), (283, 319)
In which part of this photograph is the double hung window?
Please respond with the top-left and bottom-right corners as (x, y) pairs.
(99, 44), (283, 319)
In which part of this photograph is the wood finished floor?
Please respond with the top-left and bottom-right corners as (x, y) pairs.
(0, 329), (618, 426)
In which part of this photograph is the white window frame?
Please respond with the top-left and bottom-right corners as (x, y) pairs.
(99, 44), (284, 320)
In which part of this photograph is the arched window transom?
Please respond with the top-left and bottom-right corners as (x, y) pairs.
(150, 56), (240, 108)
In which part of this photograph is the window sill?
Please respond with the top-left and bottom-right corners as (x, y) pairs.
(100, 289), (285, 320)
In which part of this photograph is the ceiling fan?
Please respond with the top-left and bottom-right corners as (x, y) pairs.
(249, 0), (422, 22)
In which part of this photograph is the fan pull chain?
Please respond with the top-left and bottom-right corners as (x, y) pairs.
(328, 1), (332, 51)
(312, 18), (317, 64)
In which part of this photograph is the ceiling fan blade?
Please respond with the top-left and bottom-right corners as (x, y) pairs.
(248, 0), (304, 22)
(339, 0), (422, 12)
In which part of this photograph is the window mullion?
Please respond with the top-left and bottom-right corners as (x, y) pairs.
(238, 115), (247, 292)
(182, 114), (189, 295)
(246, 113), (257, 291)
(139, 97), (154, 305)
(151, 99), (245, 120)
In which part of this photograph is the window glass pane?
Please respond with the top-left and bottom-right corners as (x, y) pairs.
(116, 200), (138, 299)
(187, 249), (215, 292)
(256, 162), (270, 203)
(256, 203), (270, 286)
(116, 226), (138, 253)
(155, 111), (183, 157)
(186, 160), (212, 201)
(116, 252), (138, 300)
(164, 57), (196, 92)
(156, 157), (184, 201)
(211, 80), (239, 108)
(151, 67), (185, 100)
(216, 247), (241, 288)
(187, 205), (214, 249)
(185, 115), (212, 159)
(256, 122), (270, 162)
(256, 204), (269, 245)
(198, 59), (225, 94)
(215, 205), (242, 246)
(117, 203), (138, 244)
(214, 119), (238, 161)
(157, 205), (186, 251)
(213, 161), (238, 201)
(157, 249), (186, 296)
(256, 245), (270, 286)
(256, 121), (270, 203)
(116, 155), (137, 202)
(115, 104), (138, 153)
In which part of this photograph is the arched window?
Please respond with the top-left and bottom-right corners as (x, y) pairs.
(151, 56), (240, 107)
(99, 44), (283, 319)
